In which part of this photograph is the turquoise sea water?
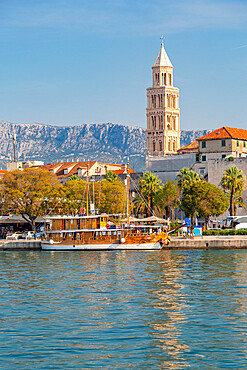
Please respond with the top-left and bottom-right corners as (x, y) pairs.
(0, 250), (247, 369)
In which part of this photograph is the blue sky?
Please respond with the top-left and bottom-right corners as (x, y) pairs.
(1, 0), (247, 130)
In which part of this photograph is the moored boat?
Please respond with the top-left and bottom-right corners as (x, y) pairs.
(41, 214), (171, 251)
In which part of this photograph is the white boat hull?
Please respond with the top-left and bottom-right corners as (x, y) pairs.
(41, 241), (162, 251)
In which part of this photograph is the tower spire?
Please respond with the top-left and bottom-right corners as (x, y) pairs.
(153, 38), (173, 68)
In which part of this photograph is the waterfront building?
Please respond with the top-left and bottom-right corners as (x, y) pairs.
(0, 170), (7, 178)
(40, 161), (136, 183)
(191, 127), (247, 218)
(7, 160), (44, 171)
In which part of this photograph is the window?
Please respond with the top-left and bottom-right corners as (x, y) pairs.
(237, 140), (239, 147)
(222, 154), (226, 159)
(153, 142), (155, 152)
(199, 168), (205, 175)
(196, 154), (200, 162)
(202, 141), (206, 148)
(172, 117), (176, 130)
(159, 141), (162, 151)
(244, 141), (246, 148)
(202, 155), (206, 162)
(222, 140), (226, 147)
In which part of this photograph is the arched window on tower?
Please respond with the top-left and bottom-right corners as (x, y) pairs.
(153, 141), (156, 152)
(165, 73), (167, 85)
(159, 141), (162, 152)
(172, 117), (176, 130)
(168, 141), (171, 151)
(173, 141), (176, 152)
(169, 94), (172, 107)
(169, 74), (172, 85)
(161, 74), (164, 85)
(160, 116), (163, 130)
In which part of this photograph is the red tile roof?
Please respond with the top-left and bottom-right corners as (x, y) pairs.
(40, 161), (97, 178)
(40, 161), (135, 178)
(178, 140), (199, 153)
(114, 168), (136, 174)
(198, 127), (247, 141)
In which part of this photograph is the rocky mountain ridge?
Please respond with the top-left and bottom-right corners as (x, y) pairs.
(0, 121), (211, 171)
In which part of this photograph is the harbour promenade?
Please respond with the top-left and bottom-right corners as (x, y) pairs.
(167, 235), (247, 249)
(0, 236), (247, 250)
(0, 240), (41, 250)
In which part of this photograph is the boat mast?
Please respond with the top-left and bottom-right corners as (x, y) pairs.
(127, 158), (130, 225)
(86, 162), (89, 215)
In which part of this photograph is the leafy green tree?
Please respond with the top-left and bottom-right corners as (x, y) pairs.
(139, 172), (161, 216)
(99, 179), (126, 214)
(61, 178), (87, 214)
(104, 171), (118, 182)
(155, 180), (180, 220)
(181, 180), (228, 232)
(0, 168), (60, 231)
(220, 166), (246, 216)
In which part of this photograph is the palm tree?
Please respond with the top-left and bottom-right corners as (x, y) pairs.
(220, 166), (246, 216)
(133, 196), (147, 216)
(176, 168), (201, 190)
(69, 175), (78, 181)
(104, 171), (118, 182)
(139, 172), (161, 216)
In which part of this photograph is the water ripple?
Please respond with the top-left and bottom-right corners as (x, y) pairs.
(0, 250), (247, 368)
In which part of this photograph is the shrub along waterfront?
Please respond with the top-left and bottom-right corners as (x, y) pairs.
(203, 229), (247, 236)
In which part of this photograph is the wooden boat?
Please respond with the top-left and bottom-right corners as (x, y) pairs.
(41, 215), (171, 251)
(41, 160), (172, 251)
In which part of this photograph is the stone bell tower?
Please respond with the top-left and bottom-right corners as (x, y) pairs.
(146, 38), (180, 156)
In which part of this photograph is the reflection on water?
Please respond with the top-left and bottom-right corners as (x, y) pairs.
(0, 250), (247, 369)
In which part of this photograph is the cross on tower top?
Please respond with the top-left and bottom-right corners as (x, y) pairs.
(160, 35), (164, 45)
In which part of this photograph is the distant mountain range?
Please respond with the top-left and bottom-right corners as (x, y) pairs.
(0, 121), (211, 171)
